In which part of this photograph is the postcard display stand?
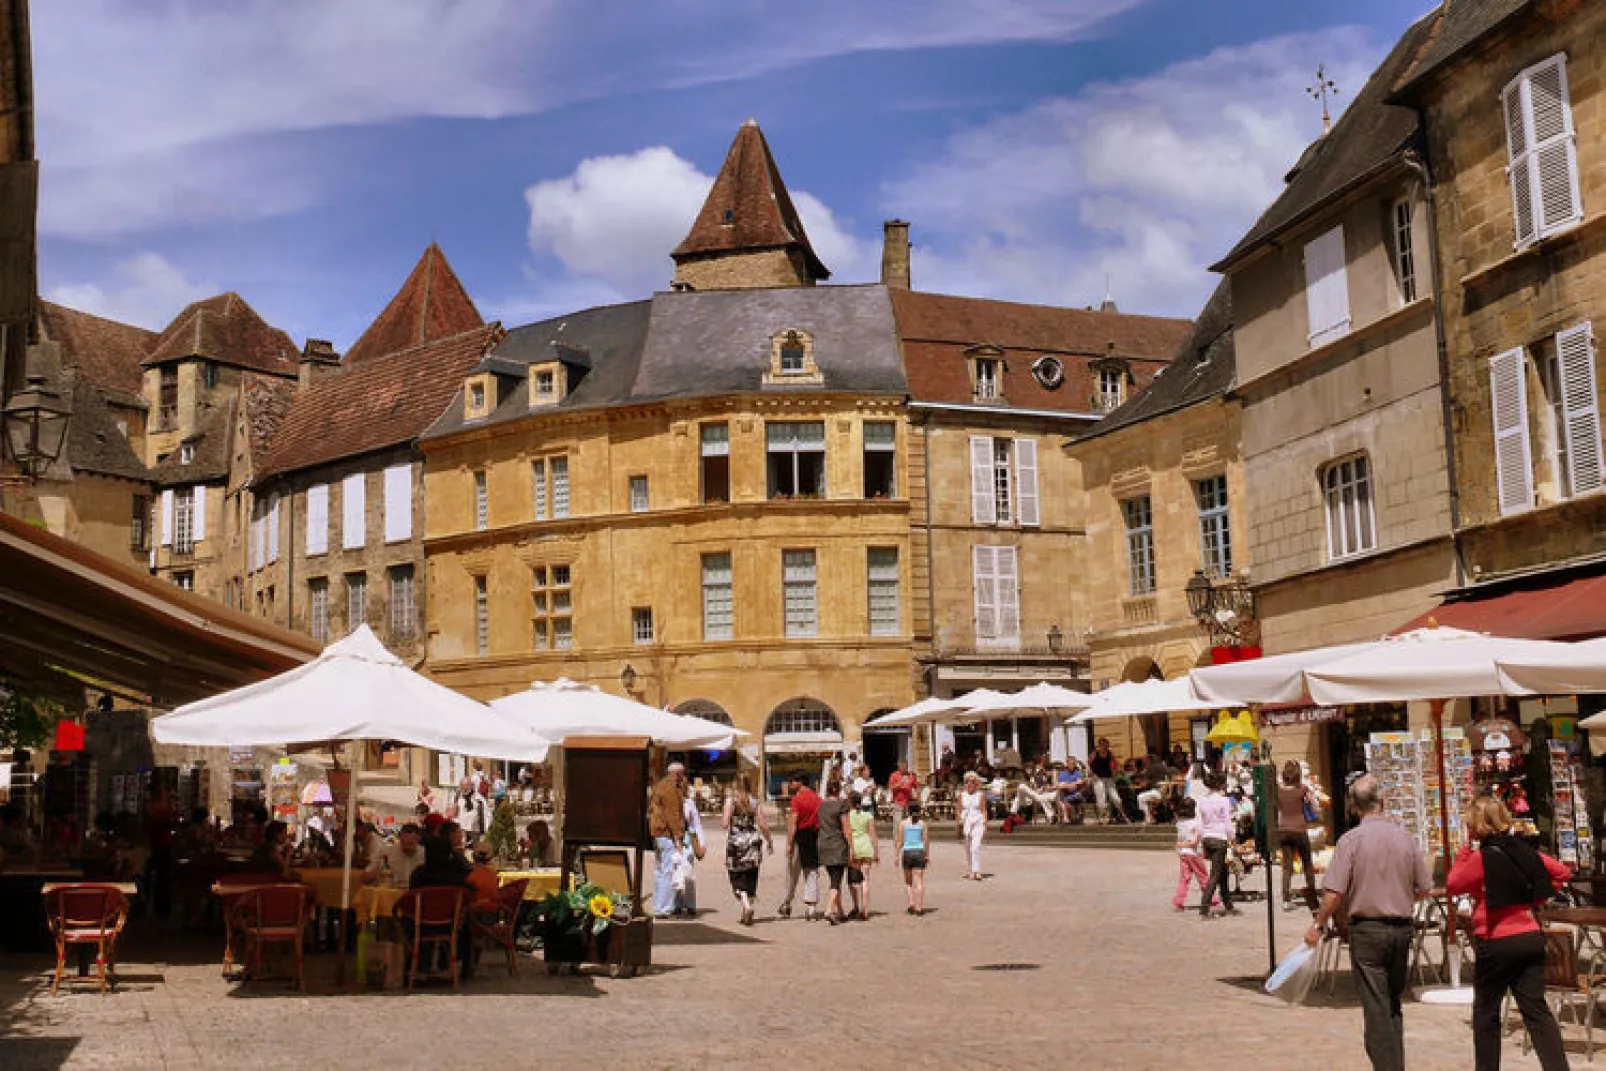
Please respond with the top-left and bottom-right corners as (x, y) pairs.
(1549, 740), (1594, 870)
(1365, 730), (1475, 861)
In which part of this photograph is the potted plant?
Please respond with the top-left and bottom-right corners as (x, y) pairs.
(534, 882), (632, 967)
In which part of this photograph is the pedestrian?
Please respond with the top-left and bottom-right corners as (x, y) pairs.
(1197, 771), (1238, 918)
(848, 791), (879, 919)
(722, 775), (772, 926)
(777, 774), (822, 921)
(1171, 796), (1215, 911)
(1447, 795), (1571, 1071)
(1089, 737), (1124, 824)
(1276, 760), (1320, 911)
(957, 770), (986, 881)
(888, 760), (918, 815)
(676, 785), (706, 918)
(898, 802), (928, 915)
(1304, 775), (1431, 1071)
(648, 762), (688, 919)
(416, 779), (437, 814)
(817, 779), (852, 925)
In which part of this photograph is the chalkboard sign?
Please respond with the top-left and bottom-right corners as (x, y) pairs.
(563, 736), (651, 847)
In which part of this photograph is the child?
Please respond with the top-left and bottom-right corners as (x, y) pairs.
(466, 847), (501, 915)
(897, 802), (928, 916)
(1172, 796), (1217, 912)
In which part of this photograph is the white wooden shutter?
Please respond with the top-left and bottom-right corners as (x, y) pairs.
(342, 473), (365, 550)
(1556, 322), (1603, 496)
(972, 545), (998, 642)
(1503, 75), (1537, 249)
(191, 484), (206, 543)
(969, 436), (996, 524)
(306, 483), (328, 555)
(159, 490), (173, 546)
(1506, 55), (1583, 248)
(996, 545), (1020, 645)
(1490, 347), (1534, 515)
(267, 495), (280, 563)
(1015, 438), (1040, 526)
(1303, 226), (1350, 346)
(383, 464), (412, 542)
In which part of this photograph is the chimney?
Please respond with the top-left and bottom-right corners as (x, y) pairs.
(298, 339), (340, 390)
(881, 220), (911, 289)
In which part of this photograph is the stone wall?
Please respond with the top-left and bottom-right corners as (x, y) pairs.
(672, 248), (814, 291)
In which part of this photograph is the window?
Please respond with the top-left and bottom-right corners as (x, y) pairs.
(173, 487), (195, 555)
(130, 494), (149, 551)
(346, 572), (367, 630)
(1494, 325), (1603, 514)
(308, 578), (329, 643)
(1097, 368), (1125, 411)
(389, 565), (416, 641)
(306, 483), (329, 556)
(342, 474), (365, 550)
(1323, 455), (1377, 559)
(701, 552), (734, 640)
(383, 464), (411, 542)
(201, 362), (218, 389)
(766, 421), (825, 498)
(1503, 54), (1583, 250)
(765, 699), (841, 737)
(551, 457), (569, 518)
(1391, 197), (1417, 305)
(469, 382), (485, 410)
(179, 442), (195, 465)
(474, 470), (488, 531)
(779, 334), (806, 373)
(474, 575), (489, 655)
(531, 457), (570, 520)
(974, 357), (1000, 401)
(862, 422), (896, 498)
(968, 435), (1040, 526)
(158, 368), (177, 429)
(629, 475), (649, 513)
(531, 564), (573, 651)
(632, 607), (654, 644)
(1122, 496), (1156, 596)
(1194, 475), (1233, 579)
(173, 571), (194, 591)
(782, 550), (818, 637)
(701, 424), (730, 503)
(972, 545), (1020, 647)
(1304, 225), (1351, 346)
(1543, 325), (1603, 499)
(535, 370), (555, 400)
(1033, 356), (1065, 390)
(764, 329), (822, 385)
(867, 547), (899, 637)
(532, 460), (547, 520)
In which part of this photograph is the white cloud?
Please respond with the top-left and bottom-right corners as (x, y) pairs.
(522, 146), (865, 302)
(46, 253), (217, 330)
(884, 28), (1383, 317)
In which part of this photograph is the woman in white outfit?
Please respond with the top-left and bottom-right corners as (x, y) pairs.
(957, 771), (987, 881)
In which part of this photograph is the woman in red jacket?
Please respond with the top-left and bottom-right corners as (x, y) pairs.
(1446, 795), (1571, 1071)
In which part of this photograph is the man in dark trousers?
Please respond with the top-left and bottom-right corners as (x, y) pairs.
(1305, 775), (1431, 1071)
(776, 774), (822, 920)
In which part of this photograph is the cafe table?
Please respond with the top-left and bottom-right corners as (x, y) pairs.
(497, 868), (563, 901)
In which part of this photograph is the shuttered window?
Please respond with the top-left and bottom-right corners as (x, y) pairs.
(191, 484), (207, 544)
(972, 545), (1020, 648)
(970, 436), (996, 524)
(1303, 225), (1351, 347)
(306, 483), (328, 555)
(342, 474), (365, 549)
(1503, 54), (1583, 250)
(1015, 438), (1040, 526)
(1553, 323), (1603, 498)
(970, 435), (1038, 525)
(308, 578), (329, 643)
(267, 494), (281, 564)
(1490, 348), (1535, 516)
(160, 489), (174, 547)
(383, 464), (411, 542)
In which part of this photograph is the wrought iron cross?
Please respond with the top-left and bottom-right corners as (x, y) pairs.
(1307, 64), (1339, 134)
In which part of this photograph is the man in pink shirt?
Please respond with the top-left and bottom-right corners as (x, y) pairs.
(1195, 771), (1238, 918)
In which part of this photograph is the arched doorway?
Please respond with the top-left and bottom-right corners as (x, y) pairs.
(674, 699), (733, 726)
(673, 699), (738, 783)
(861, 708), (907, 785)
(763, 698), (842, 797)
(1119, 656), (1168, 760)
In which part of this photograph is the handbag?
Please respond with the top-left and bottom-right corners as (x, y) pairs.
(1302, 790), (1320, 825)
(689, 831), (706, 861)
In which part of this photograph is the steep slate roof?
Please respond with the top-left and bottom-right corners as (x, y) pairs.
(259, 324), (500, 478)
(423, 301), (652, 440)
(62, 373), (150, 483)
(148, 397), (234, 486)
(1212, 11), (1438, 271)
(38, 300), (155, 401)
(671, 120), (829, 281)
(891, 289), (1191, 412)
(1392, 0), (1533, 97)
(633, 285), (904, 400)
(1075, 279), (1235, 443)
(341, 243), (484, 366)
(142, 292), (299, 377)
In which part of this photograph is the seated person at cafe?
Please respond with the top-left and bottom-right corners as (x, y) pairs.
(407, 836), (474, 977)
(245, 820), (293, 878)
(365, 822), (425, 886)
(1056, 762), (1090, 822)
(466, 847), (502, 916)
(0, 804), (33, 854)
(523, 820), (554, 868)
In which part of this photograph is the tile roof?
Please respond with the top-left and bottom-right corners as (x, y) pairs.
(38, 300), (156, 401)
(1392, 0), (1533, 98)
(892, 289), (1191, 412)
(142, 292), (299, 377)
(671, 120), (829, 281)
(62, 372), (151, 483)
(259, 324), (500, 478)
(1213, 11), (1437, 271)
(1074, 278), (1234, 443)
(341, 243), (484, 366)
(148, 397), (234, 486)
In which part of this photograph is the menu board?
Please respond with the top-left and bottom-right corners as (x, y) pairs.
(1365, 729), (1474, 861)
(1550, 740), (1594, 869)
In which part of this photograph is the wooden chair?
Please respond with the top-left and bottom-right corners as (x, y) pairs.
(43, 884), (130, 995)
(394, 886), (468, 991)
(471, 879), (528, 979)
(233, 884), (313, 989)
(1507, 926), (1606, 1060)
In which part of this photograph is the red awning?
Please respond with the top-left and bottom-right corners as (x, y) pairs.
(1393, 571), (1606, 641)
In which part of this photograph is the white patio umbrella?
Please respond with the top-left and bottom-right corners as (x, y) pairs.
(962, 681), (1092, 717)
(1188, 641), (1377, 705)
(490, 677), (743, 748)
(1496, 637), (1606, 702)
(1066, 677), (1218, 723)
(871, 690), (1013, 728)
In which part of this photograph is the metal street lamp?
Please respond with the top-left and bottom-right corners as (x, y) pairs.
(1046, 624), (1063, 654)
(1185, 569), (1214, 621)
(4, 368), (71, 479)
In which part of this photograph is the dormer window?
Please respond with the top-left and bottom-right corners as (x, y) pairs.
(763, 329), (824, 387)
(1090, 354), (1131, 412)
(470, 382), (485, 409)
(966, 346), (1005, 403)
(179, 443), (195, 465)
(1099, 369), (1124, 410)
(528, 362), (566, 408)
(463, 372), (495, 421)
(536, 371), (555, 398)
(780, 336), (806, 373)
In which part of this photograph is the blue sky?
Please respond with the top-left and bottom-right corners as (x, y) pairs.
(33, 0), (1432, 350)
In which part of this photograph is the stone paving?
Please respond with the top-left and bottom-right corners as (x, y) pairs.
(0, 837), (1570, 1070)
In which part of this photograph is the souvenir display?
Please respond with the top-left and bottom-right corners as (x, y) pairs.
(1470, 717), (1538, 838)
(1364, 729), (1475, 860)
(1549, 739), (1594, 869)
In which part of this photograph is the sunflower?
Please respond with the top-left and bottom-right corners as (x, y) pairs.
(588, 894), (614, 920)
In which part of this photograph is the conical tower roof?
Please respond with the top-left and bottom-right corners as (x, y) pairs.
(342, 243), (483, 365)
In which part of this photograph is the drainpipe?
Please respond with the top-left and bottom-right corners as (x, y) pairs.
(918, 409), (938, 684)
(1401, 144), (1466, 587)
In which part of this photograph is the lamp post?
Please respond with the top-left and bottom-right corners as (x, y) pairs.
(1184, 569), (1256, 649)
(4, 367), (71, 480)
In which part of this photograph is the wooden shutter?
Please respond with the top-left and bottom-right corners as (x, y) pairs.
(970, 436), (996, 524)
(1556, 323), (1603, 496)
(1503, 74), (1537, 249)
(1528, 56), (1582, 238)
(159, 489), (173, 546)
(383, 464), (411, 542)
(972, 545), (998, 642)
(996, 546), (1020, 645)
(1489, 347), (1534, 515)
(306, 483), (328, 555)
(1303, 226), (1350, 346)
(1015, 438), (1040, 526)
(342, 473), (365, 549)
(267, 495), (281, 563)
(191, 484), (206, 543)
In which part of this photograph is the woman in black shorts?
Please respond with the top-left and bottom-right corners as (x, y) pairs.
(898, 803), (929, 916)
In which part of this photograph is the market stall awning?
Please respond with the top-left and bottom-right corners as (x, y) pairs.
(1392, 570), (1606, 641)
(0, 509), (319, 708)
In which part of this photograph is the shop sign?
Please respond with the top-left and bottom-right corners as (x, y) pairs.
(1259, 705), (1344, 728)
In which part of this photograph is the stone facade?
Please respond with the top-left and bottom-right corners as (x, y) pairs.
(30, 471), (148, 566)
(673, 248), (815, 292)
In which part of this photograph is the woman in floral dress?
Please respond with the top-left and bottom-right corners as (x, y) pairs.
(722, 776), (772, 926)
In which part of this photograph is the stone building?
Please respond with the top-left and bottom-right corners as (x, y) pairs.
(1390, 0), (1606, 637)
(1066, 282), (1241, 762)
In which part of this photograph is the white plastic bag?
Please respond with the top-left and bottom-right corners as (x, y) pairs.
(1264, 944), (1319, 1005)
(670, 852), (690, 892)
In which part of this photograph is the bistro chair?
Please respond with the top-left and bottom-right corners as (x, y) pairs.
(393, 886), (468, 992)
(43, 884), (130, 996)
(1507, 926), (1606, 1060)
(471, 879), (528, 979)
(1408, 895), (1447, 986)
(233, 884), (313, 989)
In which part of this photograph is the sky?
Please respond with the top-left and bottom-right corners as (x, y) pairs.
(33, 0), (1435, 351)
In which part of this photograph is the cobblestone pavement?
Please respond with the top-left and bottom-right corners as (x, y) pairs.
(0, 838), (1566, 1070)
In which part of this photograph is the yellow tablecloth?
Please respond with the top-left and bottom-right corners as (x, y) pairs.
(355, 885), (407, 925)
(294, 867), (353, 907)
(497, 869), (562, 901)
